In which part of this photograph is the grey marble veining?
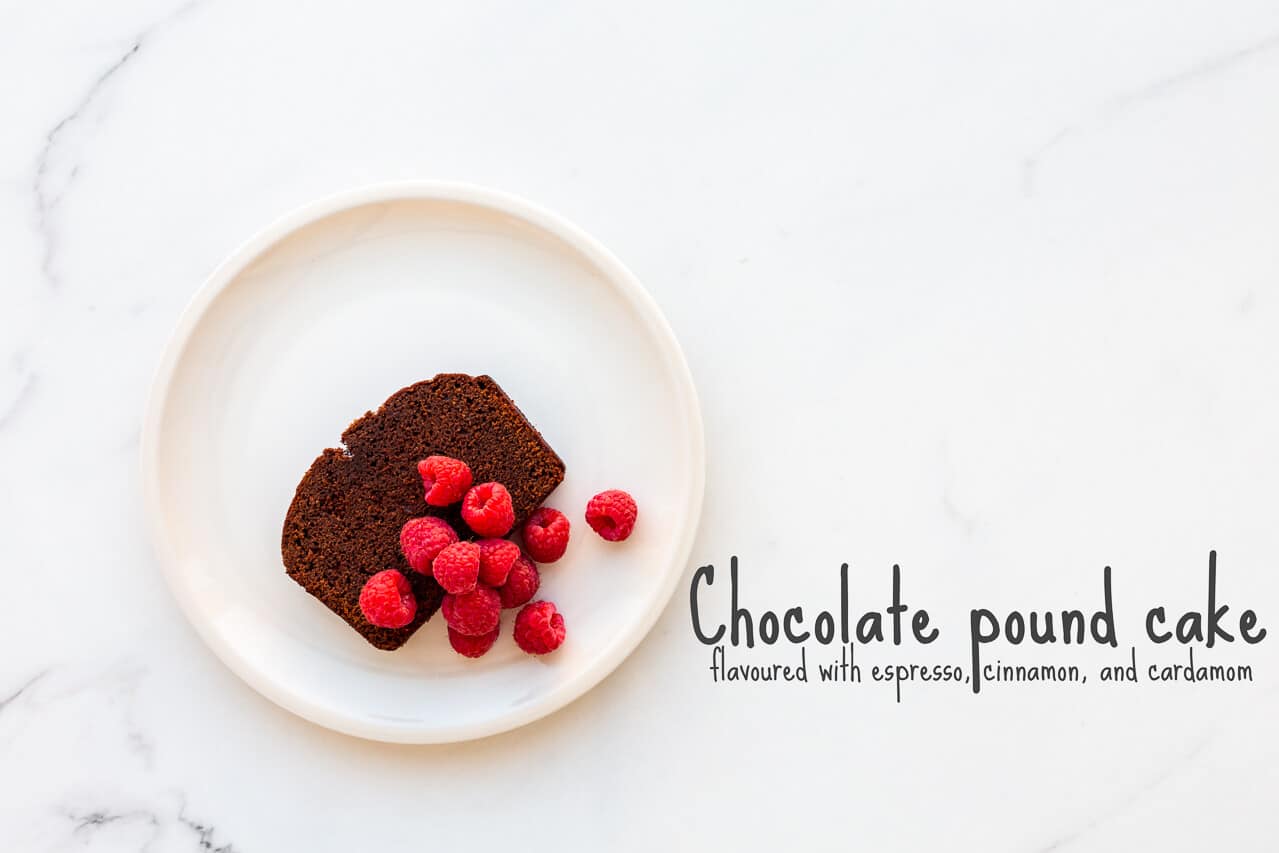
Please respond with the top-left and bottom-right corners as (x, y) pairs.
(3, 1), (1279, 850)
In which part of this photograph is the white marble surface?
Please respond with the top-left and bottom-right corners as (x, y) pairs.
(4, 1), (1279, 850)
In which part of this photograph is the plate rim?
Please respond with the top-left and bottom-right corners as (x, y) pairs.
(140, 180), (706, 743)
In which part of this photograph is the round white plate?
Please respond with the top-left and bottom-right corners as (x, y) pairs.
(141, 182), (704, 743)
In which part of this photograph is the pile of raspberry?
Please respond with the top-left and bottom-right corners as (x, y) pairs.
(357, 454), (639, 659)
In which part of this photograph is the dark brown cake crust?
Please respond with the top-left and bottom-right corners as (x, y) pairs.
(281, 374), (565, 650)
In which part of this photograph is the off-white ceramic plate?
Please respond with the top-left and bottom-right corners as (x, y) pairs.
(141, 182), (704, 743)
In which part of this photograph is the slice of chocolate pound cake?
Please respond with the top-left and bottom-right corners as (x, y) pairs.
(281, 374), (566, 650)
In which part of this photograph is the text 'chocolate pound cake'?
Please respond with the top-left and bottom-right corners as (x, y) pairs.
(281, 374), (566, 650)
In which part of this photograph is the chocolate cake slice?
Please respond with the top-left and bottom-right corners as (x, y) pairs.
(281, 374), (565, 650)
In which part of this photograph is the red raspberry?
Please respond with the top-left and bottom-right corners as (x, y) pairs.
(521, 507), (570, 563)
(417, 455), (473, 506)
(358, 570), (417, 629)
(461, 482), (515, 537)
(476, 538), (520, 587)
(441, 585), (501, 636)
(448, 625), (499, 658)
(497, 554), (540, 609)
(432, 541), (480, 595)
(585, 489), (638, 542)
(513, 600), (565, 655)
(399, 516), (458, 573)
